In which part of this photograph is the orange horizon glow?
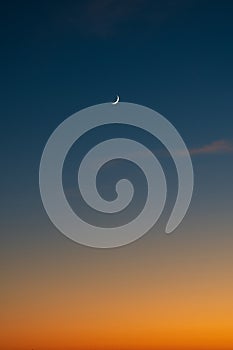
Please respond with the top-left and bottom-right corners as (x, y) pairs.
(1, 227), (233, 350)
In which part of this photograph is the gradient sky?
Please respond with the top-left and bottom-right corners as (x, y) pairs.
(1, 1), (233, 349)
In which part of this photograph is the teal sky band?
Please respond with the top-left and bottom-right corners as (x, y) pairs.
(39, 102), (193, 248)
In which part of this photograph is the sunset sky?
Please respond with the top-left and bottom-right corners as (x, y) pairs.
(1, 1), (233, 349)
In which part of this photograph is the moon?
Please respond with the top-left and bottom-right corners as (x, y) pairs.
(112, 95), (120, 105)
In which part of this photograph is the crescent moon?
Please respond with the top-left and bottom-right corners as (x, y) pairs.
(112, 95), (120, 105)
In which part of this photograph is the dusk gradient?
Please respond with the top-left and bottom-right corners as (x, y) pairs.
(1, 1), (233, 349)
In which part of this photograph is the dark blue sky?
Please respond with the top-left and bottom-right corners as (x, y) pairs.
(2, 1), (233, 146)
(1, 0), (233, 243)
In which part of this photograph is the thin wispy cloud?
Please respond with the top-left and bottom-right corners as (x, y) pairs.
(189, 140), (233, 156)
(77, 0), (147, 37)
(57, 0), (196, 38)
(76, 140), (233, 171)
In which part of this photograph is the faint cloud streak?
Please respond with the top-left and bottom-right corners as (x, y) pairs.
(58, 0), (197, 38)
(189, 140), (233, 156)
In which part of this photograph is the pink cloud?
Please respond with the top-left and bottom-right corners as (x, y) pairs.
(189, 140), (233, 156)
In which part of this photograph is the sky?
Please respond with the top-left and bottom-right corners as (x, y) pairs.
(1, 0), (233, 349)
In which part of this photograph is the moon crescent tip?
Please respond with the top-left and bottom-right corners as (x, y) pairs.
(112, 95), (120, 105)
